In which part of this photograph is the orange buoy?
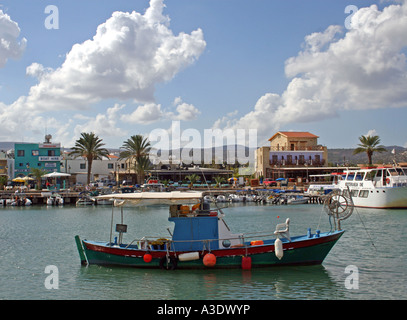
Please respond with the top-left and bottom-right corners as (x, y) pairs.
(241, 256), (252, 270)
(143, 253), (153, 263)
(203, 253), (216, 267)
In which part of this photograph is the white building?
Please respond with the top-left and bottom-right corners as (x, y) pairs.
(61, 153), (127, 185)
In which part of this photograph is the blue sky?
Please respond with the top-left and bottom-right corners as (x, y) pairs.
(1, 0), (406, 150)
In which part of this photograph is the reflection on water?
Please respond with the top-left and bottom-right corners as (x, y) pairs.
(75, 264), (344, 300)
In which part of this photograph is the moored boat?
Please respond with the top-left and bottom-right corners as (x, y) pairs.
(76, 195), (95, 206)
(75, 191), (350, 270)
(335, 166), (407, 209)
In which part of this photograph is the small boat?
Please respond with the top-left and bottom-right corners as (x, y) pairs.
(286, 195), (309, 205)
(228, 194), (244, 202)
(216, 195), (227, 203)
(0, 199), (14, 206)
(46, 193), (64, 206)
(75, 191), (351, 269)
(11, 198), (32, 206)
(76, 196), (95, 206)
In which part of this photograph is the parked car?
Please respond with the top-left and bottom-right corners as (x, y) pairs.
(263, 178), (277, 187)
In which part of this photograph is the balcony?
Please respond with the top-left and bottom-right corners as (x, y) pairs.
(269, 159), (326, 167)
(269, 145), (325, 151)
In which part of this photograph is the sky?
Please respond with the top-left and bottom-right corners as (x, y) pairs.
(1, 0), (407, 151)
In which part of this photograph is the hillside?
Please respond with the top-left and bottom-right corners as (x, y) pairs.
(328, 146), (407, 166)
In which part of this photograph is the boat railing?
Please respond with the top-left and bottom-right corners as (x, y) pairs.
(121, 231), (283, 251)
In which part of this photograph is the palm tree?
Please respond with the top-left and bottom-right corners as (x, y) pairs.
(353, 135), (387, 165)
(70, 132), (109, 185)
(213, 176), (225, 188)
(133, 155), (153, 185)
(30, 168), (47, 190)
(120, 135), (151, 184)
(186, 173), (199, 189)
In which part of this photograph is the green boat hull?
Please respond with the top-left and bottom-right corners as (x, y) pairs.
(79, 230), (344, 269)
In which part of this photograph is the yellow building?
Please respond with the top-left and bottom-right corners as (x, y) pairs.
(256, 131), (328, 181)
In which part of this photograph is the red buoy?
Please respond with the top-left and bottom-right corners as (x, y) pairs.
(203, 253), (216, 267)
(241, 256), (252, 270)
(143, 253), (152, 263)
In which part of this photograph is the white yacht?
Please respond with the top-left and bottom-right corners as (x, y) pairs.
(336, 167), (407, 209)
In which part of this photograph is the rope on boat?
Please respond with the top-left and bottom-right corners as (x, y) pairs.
(354, 207), (377, 251)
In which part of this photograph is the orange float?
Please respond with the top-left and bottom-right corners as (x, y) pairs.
(203, 253), (216, 267)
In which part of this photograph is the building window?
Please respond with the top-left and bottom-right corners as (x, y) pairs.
(108, 163), (113, 169)
(32, 150), (39, 156)
(48, 150), (56, 156)
(80, 163), (86, 169)
(17, 150), (24, 157)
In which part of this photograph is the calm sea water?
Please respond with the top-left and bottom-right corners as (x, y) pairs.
(1, 201), (406, 300)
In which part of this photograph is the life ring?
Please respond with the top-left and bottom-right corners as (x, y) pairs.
(159, 256), (178, 270)
(386, 178), (390, 185)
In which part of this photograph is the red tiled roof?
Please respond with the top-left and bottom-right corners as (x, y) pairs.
(268, 131), (319, 141)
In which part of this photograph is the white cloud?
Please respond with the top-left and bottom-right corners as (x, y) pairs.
(19, 0), (206, 112)
(215, 2), (407, 142)
(0, 10), (26, 68)
(0, 0), (205, 143)
(122, 103), (164, 124)
(365, 129), (378, 137)
(73, 103), (127, 138)
(121, 97), (201, 124)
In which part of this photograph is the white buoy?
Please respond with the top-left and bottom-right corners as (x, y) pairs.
(275, 238), (283, 260)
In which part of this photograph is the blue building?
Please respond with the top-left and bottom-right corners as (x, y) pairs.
(14, 135), (61, 177)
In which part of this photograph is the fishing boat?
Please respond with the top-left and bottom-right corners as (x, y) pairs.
(75, 191), (351, 269)
(335, 166), (407, 209)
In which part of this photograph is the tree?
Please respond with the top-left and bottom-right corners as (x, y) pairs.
(30, 168), (47, 190)
(186, 174), (199, 188)
(133, 155), (153, 185)
(213, 176), (225, 188)
(120, 135), (151, 184)
(353, 135), (387, 165)
(70, 132), (109, 185)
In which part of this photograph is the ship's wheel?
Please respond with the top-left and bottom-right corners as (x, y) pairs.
(323, 189), (354, 221)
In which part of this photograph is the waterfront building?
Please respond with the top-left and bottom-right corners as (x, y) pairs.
(62, 153), (126, 185)
(14, 135), (61, 177)
(0, 151), (14, 181)
(256, 131), (332, 183)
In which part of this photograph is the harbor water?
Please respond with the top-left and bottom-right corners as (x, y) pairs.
(1, 202), (406, 300)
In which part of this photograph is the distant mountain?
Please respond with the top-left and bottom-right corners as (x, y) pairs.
(328, 146), (407, 165)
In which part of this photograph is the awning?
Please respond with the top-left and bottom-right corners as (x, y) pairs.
(96, 191), (203, 206)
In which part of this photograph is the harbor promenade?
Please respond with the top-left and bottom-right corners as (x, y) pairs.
(0, 185), (326, 206)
